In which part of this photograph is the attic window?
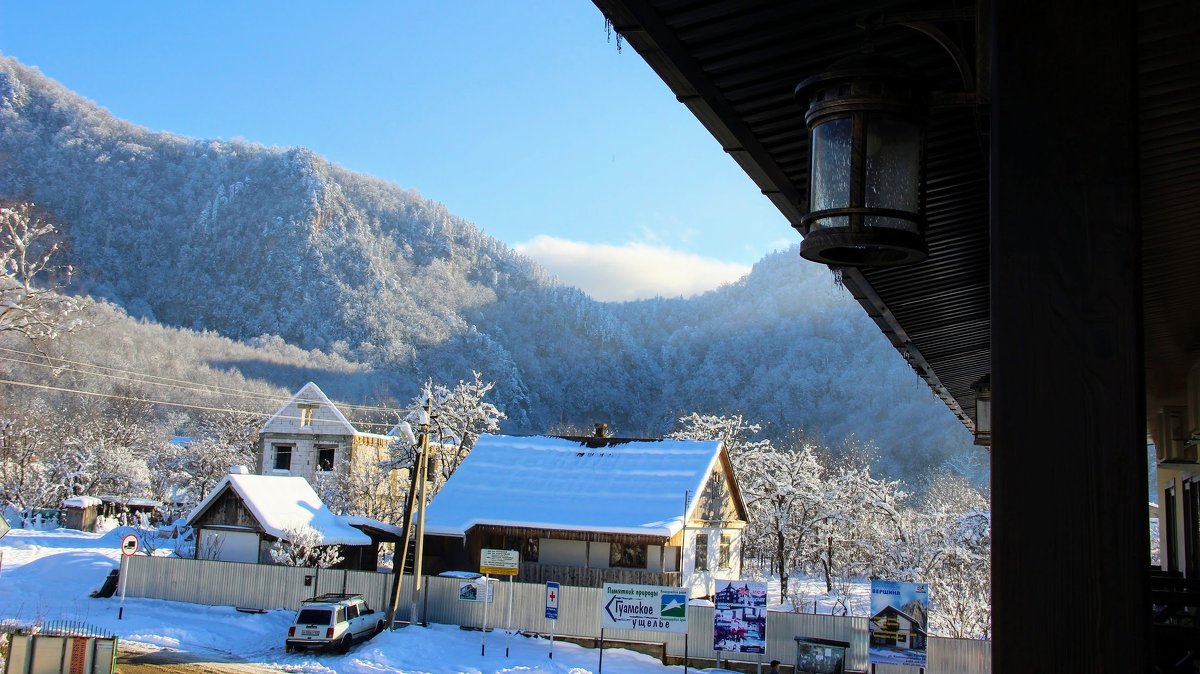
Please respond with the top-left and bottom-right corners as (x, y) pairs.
(297, 403), (318, 427)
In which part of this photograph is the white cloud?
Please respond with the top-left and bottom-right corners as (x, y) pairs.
(514, 235), (751, 302)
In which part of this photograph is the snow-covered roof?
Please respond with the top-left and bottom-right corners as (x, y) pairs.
(421, 434), (724, 538)
(186, 474), (370, 546)
(62, 496), (102, 508)
(344, 516), (405, 540)
(260, 382), (357, 436)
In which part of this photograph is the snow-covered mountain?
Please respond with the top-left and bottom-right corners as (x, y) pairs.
(0, 56), (978, 481)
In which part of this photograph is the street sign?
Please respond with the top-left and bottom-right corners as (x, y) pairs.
(479, 548), (519, 576)
(120, 533), (139, 557)
(0, 513), (10, 540)
(545, 581), (560, 620)
(600, 583), (688, 634)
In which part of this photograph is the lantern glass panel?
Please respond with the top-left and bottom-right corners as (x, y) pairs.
(810, 116), (852, 230)
(976, 397), (992, 435)
(864, 114), (921, 232)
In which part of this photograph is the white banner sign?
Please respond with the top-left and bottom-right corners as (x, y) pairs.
(600, 583), (688, 634)
(457, 579), (494, 603)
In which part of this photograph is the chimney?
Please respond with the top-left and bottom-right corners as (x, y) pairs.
(594, 423), (608, 438)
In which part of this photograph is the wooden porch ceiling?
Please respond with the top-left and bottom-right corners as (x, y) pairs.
(592, 0), (1200, 437)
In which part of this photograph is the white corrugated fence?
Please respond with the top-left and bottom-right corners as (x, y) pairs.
(123, 556), (988, 673)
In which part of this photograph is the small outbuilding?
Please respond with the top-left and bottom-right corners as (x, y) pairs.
(185, 470), (401, 570)
(61, 496), (103, 532)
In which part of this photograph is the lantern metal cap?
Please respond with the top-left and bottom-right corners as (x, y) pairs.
(795, 51), (924, 105)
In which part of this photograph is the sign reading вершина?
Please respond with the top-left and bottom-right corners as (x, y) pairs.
(868, 579), (929, 668)
(600, 583), (688, 634)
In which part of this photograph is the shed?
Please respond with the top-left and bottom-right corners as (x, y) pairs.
(185, 473), (393, 570)
(61, 496), (102, 532)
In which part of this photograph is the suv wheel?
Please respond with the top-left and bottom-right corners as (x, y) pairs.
(339, 634), (353, 654)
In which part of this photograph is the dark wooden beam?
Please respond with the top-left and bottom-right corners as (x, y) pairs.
(990, 0), (1149, 670)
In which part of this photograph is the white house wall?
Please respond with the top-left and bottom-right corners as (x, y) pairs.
(682, 526), (744, 598)
(198, 529), (260, 564)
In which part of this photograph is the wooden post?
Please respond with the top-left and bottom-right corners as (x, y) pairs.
(385, 426), (426, 628)
(411, 398), (433, 627)
(990, 0), (1148, 670)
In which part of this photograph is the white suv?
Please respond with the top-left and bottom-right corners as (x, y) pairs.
(285, 593), (385, 653)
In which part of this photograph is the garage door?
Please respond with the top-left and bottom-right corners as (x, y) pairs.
(199, 529), (260, 563)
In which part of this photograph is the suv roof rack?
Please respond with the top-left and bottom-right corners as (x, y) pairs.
(301, 592), (364, 603)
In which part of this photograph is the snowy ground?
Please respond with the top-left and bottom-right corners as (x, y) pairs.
(0, 527), (698, 673)
(0, 527), (874, 673)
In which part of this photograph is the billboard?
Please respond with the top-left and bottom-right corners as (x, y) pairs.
(867, 579), (929, 667)
(600, 583), (688, 634)
(713, 579), (767, 653)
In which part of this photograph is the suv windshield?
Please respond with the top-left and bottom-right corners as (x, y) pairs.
(296, 609), (333, 625)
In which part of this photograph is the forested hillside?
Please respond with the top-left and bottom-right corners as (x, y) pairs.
(0, 56), (978, 482)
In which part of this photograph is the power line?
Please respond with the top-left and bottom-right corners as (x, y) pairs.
(0, 344), (410, 415)
(0, 376), (402, 432)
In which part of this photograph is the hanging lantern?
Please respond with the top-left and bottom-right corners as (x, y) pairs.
(794, 52), (927, 266)
(971, 375), (992, 447)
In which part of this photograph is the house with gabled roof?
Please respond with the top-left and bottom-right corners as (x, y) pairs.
(258, 382), (400, 514)
(185, 469), (402, 570)
(869, 605), (929, 651)
(420, 433), (749, 597)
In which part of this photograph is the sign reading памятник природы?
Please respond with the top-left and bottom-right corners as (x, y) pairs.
(600, 583), (688, 634)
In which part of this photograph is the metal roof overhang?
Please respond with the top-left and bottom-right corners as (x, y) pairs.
(592, 0), (1200, 442)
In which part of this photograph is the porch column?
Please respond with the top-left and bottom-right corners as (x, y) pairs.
(990, 0), (1149, 671)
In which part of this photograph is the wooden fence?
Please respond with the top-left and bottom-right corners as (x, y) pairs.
(122, 556), (989, 673)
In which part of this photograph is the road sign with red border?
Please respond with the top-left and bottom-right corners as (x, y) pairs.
(120, 533), (139, 557)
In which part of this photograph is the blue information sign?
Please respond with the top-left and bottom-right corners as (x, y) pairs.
(545, 581), (560, 620)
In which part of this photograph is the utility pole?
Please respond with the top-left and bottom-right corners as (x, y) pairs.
(410, 396), (435, 626)
(385, 403), (430, 628)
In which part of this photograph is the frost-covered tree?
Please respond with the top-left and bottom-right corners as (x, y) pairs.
(668, 413), (773, 463)
(269, 525), (344, 568)
(0, 402), (65, 519)
(0, 202), (81, 340)
(917, 474), (991, 638)
(406, 372), (504, 493)
(808, 449), (908, 597)
(735, 434), (834, 599)
(52, 419), (152, 502)
(314, 453), (407, 523)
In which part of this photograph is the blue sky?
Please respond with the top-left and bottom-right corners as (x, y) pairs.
(0, 1), (795, 301)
